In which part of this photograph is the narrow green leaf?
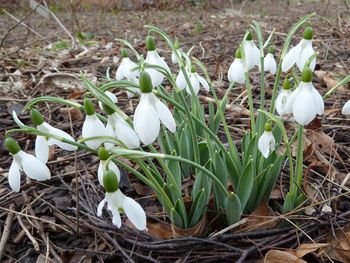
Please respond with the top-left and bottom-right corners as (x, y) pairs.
(236, 159), (254, 211)
(188, 189), (207, 227)
(225, 192), (242, 225)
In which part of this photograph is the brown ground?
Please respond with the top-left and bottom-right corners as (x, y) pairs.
(0, 1), (350, 262)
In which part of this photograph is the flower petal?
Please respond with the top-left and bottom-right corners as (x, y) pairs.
(19, 151), (51, 181)
(9, 159), (21, 192)
(114, 114), (140, 149)
(82, 114), (107, 150)
(98, 91), (118, 110)
(171, 52), (178, 64)
(42, 123), (77, 151)
(134, 94), (160, 145)
(342, 100), (350, 115)
(258, 132), (272, 158)
(309, 83), (324, 115)
(124, 58), (139, 80)
(145, 50), (170, 87)
(97, 197), (107, 216)
(244, 40), (260, 69)
(186, 74), (200, 95)
(264, 53), (277, 74)
(111, 208), (122, 228)
(197, 74), (210, 92)
(275, 89), (291, 116)
(176, 71), (186, 90)
(98, 160), (121, 186)
(35, 135), (49, 164)
(123, 196), (147, 230)
(282, 40), (303, 72)
(297, 40), (316, 72)
(228, 59), (245, 84)
(97, 160), (104, 186)
(152, 94), (176, 133)
(292, 85), (316, 125)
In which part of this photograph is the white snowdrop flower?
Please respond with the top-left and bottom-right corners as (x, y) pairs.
(176, 66), (209, 95)
(144, 36), (171, 88)
(30, 109), (77, 164)
(243, 32), (260, 70)
(342, 100), (350, 115)
(5, 138), (51, 192)
(97, 147), (121, 187)
(115, 49), (139, 81)
(82, 98), (108, 150)
(258, 123), (276, 159)
(260, 47), (277, 74)
(282, 27), (316, 72)
(285, 67), (324, 125)
(98, 91), (118, 111)
(134, 71), (176, 145)
(125, 77), (141, 99)
(97, 170), (147, 230)
(228, 48), (245, 84)
(275, 78), (292, 116)
(102, 103), (140, 149)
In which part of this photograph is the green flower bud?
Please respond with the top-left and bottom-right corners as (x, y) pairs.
(190, 65), (196, 73)
(30, 109), (44, 126)
(84, 98), (95, 116)
(5, 137), (21, 155)
(103, 170), (119, 192)
(235, 48), (242, 59)
(245, 31), (253, 41)
(301, 67), (313, 82)
(264, 122), (272, 132)
(146, 35), (156, 51)
(102, 103), (115, 115)
(303, 26), (313, 40)
(121, 48), (128, 58)
(139, 71), (153, 93)
(268, 46), (275, 54)
(283, 78), (291, 90)
(98, 146), (110, 161)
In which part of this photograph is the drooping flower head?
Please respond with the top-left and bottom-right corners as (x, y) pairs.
(31, 109), (77, 163)
(227, 47), (245, 84)
(97, 147), (120, 187)
(5, 137), (51, 192)
(243, 31), (260, 70)
(134, 71), (176, 145)
(282, 26), (316, 72)
(275, 77), (292, 116)
(97, 169), (147, 230)
(285, 67), (324, 125)
(171, 38), (181, 64)
(144, 35), (171, 88)
(260, 46), (277, 74)
(176, 65), (209, 95)
(82, 98), (108, 150)
(258, 122), (276, 159)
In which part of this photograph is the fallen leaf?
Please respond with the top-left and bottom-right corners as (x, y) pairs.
(295, 243), (329, 258)
(264, 249), (306, 263)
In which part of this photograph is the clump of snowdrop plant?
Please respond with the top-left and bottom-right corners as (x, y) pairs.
(5, 14), (350, 232)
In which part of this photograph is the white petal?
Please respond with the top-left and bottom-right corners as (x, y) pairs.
(297, 40), (316, 72)
(309, 83), (324, 115)
(282, 40), (303, 72)
(82, 114), (107, 150)
(258, 132), (273, 158)
(124, 58), (139, 80)
(228, 59), (245, 84)
(197, 74), (210, 92)
(152, 94), (176, 133)
(41, 123), (77, 151)
(35, 136), (49, 164)
(97, 197), (107, 216)
(19, 151), (51, 181)
(186, 74), (200, 95)
(244, 40), (260, 70)
(264, 53), (277, 74)
(111, 209), (122, 228)
(126, 86), (140, 99)
(342, 100), (350, 115)
(9, 159), (21, 192)
(284, 88), (300, 114)
(98, 160), (121, 186)
(123, 196), (147, 230)
(97, 160), (104, 186)
(114, 114), (140, 149)
(292, 84), (316, 125)
(134, 94), (160, 145)
(98, 91), (118, 110)
(108, 161), (121, 182)
(275, 89), (291, 116)
(176, 71), (186, 90)
(171, 52), (178, 64)
(145, 50), (170, 87)
(115, 61), (125, 80)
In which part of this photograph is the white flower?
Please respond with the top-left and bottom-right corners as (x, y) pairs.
(97, 189), (147, 230)
(243, 39), (260, 70)
(342, 100), (350, 115)
(36, 122), (77, 163)
(228, 58), (245, 84)
(82, 114), (108, 150)
(98, 91), (118, 111)
(145, 50), (170, 87)
(282, 39), (316, 72)
(176, 70), (209, 95)
(258, 130), (275, 159)
(261, 53), (277, 74)
(134, 93), (176, 145)
(275, 89), (291, 116)
(105, 112), (140, 149)
(285, 81), (324, 125)
(125, 77), (141, 99)
(171, 51), (178, 64)
(6, 138), (50, 192)
(97, 160), (120, 186)
(116, 57), (139, 81)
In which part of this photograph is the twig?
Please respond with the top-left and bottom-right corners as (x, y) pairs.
(17, 214), (40, 252)
(0, 204), (15, 260)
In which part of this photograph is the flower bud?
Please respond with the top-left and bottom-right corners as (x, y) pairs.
(190, 65), (196, 73)
(235, 48), (242, 59)
(283, 78), (291, 90)
(121, 48), (128, 58)
(5, 137), (21, 155)
(303, 26), (313, 40)
(146, 35), (156, 51)
(245, 31), (253, 41)
(103, 170), (119, 192)
(139, 71), (153, 93)
(264, 122), (272, 132)
(30, 109), (44, 125)
(102, 103), (115, 115)
(301, 67), (312, 82)
(268, 46), (275, 54)
(98, 146), (110, 160)
(84, 98), (95, 116)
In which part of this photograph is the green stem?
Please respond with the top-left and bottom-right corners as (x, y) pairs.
(269, 63), (283, 114)
(293, 125), (304, 197)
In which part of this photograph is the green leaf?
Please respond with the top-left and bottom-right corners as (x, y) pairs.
(170, 207), (184, 228)
(174, 199), (188, 228)
(212, 151), (228, 210)
(282, 192), (295, 214)
(188, 189), (207, 227)
(236, 159), (254, 211)
(225, 192), (242, 225)
(192, 160), (212, 204)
